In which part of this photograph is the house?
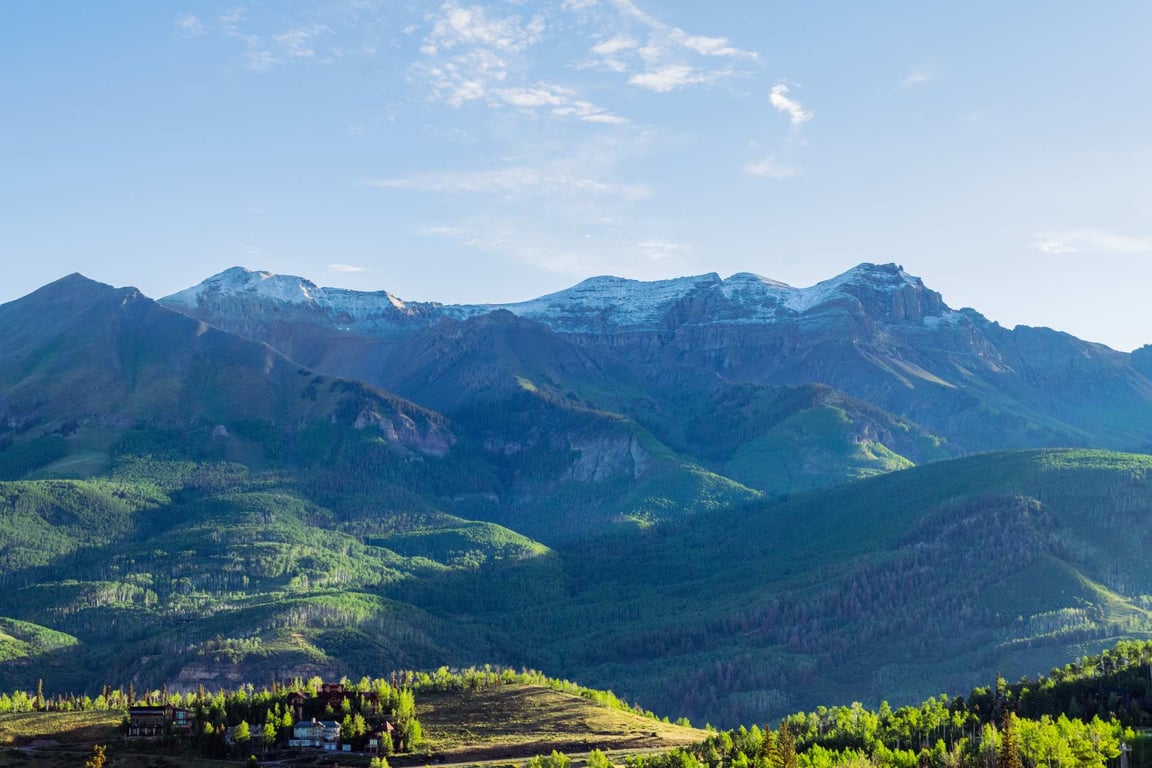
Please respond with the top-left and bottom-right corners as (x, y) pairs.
(366, 722), (396, 755)
(288, 718), (342, 749)
(286, 681), (381, 720)
(127, 706), (195, 739)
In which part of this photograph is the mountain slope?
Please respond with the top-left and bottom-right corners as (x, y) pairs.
(162, 264), (1152, 460)
(0, 275), (764, 541)
(162, 266), (969, 495)
(410, 449), (1152, 725)
(0, 274), (453, 473)
(5, 270), (1152, 729)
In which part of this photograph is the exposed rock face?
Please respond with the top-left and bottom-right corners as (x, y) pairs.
(563, 434), (651, 482)
(354, 408), (456, 457)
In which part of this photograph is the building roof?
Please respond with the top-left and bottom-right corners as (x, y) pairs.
(295, 720), (342, 729)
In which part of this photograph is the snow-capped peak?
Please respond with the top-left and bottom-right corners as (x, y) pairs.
(164, 267), (321, 308)
(782, 263), (924, 313)
(162, 262), (954, 335)
(164, 267), (418, 316)
(478, 273), (723, 329)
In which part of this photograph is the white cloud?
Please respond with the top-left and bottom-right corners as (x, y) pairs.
(494, 85), (572, 108)
(426, 2), (545, 54)
(901, 70), (932, 88)
(175, 14), (206, 38)
(1031, 238), (1076, 255)
(745, 156), (799, 179)
(591, 36), (637, 55)
(580, 0), (757, 91)
(578, 111), (629, 124)
(244, 49), (280, 71)
(368, 165), (648, 200)
(421, 217), (693, 278)
(180, 7), (352, 71)
(275, 26), (332, 59)
(329, 263), (368, 273)
(217, 8), (246, 36)
(492, 83), (628, 123)
(638, 239), (692, 259)
(769, 83), (812, 126)
(629, 65), (718, 92)
(676, 33), (747, 58)
(1032, 229), (1152, 255)
(412, 3), (627, 124)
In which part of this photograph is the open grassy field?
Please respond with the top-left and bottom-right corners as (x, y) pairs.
(0, 683), (705, 767)
(0, 711), (228, 768)
(0, 710), (120, 745)
(417, 684), (706, 761)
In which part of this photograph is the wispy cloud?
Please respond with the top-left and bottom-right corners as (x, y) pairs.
(745, 83), (812, 179)
(421, 217), (694, 278)
(591, 36), (637, 56)
(638, 239), (692, 259)
(413, 1), (544, 106)
(367, 165), (649, 201)
(628, 65), (723, 93)
(769, 83), (812, 126)
(1031, 238), (1077, 256)
(423, 2), (544, 55)
(275, 25), (333, 60)
(412, 1), (629, 123)
(745, 156), (799, 179)
(186, 1), (759, 109)
(1031, 229), (1152, 256)
(179, 6), (354, 71)
(217, 8), (245, 36)
(329, 263), (368, 273)
(175, 14), (206, 38)
(581, 0), (758, 93)
(901, 70), (932, 88)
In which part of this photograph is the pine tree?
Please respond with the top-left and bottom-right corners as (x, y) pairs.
(996, 712), (1023, 768)
(760, 725), (779, 768)
(776, 722), (798, 768)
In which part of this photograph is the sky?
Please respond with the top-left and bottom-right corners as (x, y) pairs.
(2, 2), (1151, 350)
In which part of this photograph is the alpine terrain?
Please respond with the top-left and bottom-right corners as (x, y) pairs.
(0, 264), (1150, 725)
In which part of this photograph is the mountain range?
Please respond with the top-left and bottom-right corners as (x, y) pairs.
(1, 263), (1152, 725)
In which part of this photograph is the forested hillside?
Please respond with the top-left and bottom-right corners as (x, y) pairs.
(0, 447), (1151, 726)
(4, 273), (1152, 726)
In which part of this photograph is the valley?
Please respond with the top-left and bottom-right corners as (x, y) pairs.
(0, 265), (1151, 731)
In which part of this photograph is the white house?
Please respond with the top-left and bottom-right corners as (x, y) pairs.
(288, 719), (342, 749)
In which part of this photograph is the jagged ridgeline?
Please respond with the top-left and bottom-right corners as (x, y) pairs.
(3, 268), (1152, 726)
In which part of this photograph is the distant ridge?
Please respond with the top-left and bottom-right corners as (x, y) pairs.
(162, 262), (957, 334)
(160, 262), (1152, 455)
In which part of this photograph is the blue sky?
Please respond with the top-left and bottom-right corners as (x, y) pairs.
(2, 1), (1150, 349)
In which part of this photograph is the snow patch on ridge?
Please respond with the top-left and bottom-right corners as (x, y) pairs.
(164, 263), (954, 334)
(480, 273), (725, 329)
(164, 267), (426, 320)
